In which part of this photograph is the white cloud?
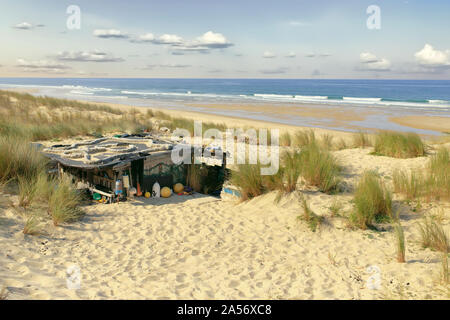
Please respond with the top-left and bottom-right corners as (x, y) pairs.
(133, 31), (233, 53)
(286, 52), (296, 58)
(194, 31), (232, 48)
(56, 50), (124, 62)
(138, 33), (155, 42)
(12, 22), (44, 30)
(154, 34), (184, 45)
(288, 21), (309, 27)
(305, 53), (330, 58)
(360, 52), (379, 63)
(143, 63), (191, 69)
(260, 67), (288, 74)
(263, 51), (276, 58)
(414, 44), (450, 67)
(359, 52), (391, 71)
(93, 29), (128, 39)
(16, 58), (70, 73)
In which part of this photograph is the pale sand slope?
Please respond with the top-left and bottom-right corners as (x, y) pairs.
(1, 147), (448, 300)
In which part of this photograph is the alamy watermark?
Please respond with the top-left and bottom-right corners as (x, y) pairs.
(366, 265), (381, 290)
(66, 5), (81, 30)
(170, 121), (280, 175)
(366, 5), (381, 30)
(66, 264), (81, 289)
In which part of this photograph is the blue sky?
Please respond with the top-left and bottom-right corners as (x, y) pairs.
(0, 0), (449, 78)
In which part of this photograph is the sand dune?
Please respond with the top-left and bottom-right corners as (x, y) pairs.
(1, 147), (448, 300)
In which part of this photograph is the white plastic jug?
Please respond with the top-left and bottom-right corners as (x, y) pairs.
(152, 182), (161, 198)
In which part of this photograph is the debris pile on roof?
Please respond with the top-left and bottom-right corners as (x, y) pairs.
(43, 135), (174, 169)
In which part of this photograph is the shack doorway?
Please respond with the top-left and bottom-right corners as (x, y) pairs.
(131, 159), (144, 189)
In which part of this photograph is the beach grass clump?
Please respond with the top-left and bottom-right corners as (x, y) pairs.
(293, 129), (316, 147)
(48, 176), (84, 226)
(298, 196), (324, 232)
(298, 142), (341, 193)
(373, 131), (426, 158)
(353, 131), (372, 148)
(229, 163), (267, 201)
(392, 148), (450, 202)
(280, 131), (292, 147)
(0, 136), (47, 182)
(350, 171), (392, 229)
(320, 133), (334, 150)
(336, 138), (348, 150)
(418, 216), (449, 253)
(393, 169), (425, 200)
(329, 199), (343, 217)
(441, 252), (449, 284)
(393, 219), (406, 263)
(265, 150), (302, 201)
(428, 147), (450, 200)
(22, 211), (44, 236)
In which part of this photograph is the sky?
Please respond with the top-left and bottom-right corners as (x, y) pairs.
(0, 0), (449, 79)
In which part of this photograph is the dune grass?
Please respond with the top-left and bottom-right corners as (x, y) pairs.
(293, 129), (316, 147)
(298, 196), (324, 232)
(0, 89), (228, 142)
(230, 137), (341, 201)
(298, 142), (341, 193)
(329, 199), (343, 217)
(279, 131), (292, 147)
(428, 147), (450, 200)
(353, 131), (372, 148)
(0, 136), (47, 182)
(373, 131), (426, 158)
(441, 252), (449, 284)
(264, 150), (302, 202)
(393, 148), (450, 202)
(336, 138), (348, 150)
(48, 176), (84, 226)
(321, 133), (334, 150)
(229, 162), (267, 201)
(22, 211), (44, 236)
(418, 216), (449, 253)
(350, 171), (392, 229)
(393, 219), (406, 263)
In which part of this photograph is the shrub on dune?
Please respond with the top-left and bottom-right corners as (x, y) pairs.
(350, 171), (392, 229)
(374, 131), (426, 158)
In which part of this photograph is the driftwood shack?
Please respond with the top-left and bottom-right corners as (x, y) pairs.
(42, 134), (227, 202)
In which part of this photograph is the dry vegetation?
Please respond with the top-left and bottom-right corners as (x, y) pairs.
(0, 89), (229, 232)
(350, 171), (392, 229)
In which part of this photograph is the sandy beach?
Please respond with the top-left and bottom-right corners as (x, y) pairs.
(1, 138), (449, 299)
(0, 88), (449, 301)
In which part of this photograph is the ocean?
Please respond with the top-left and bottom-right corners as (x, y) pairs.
(1, 78), (449, 134)
(1, 78), (450, 109)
